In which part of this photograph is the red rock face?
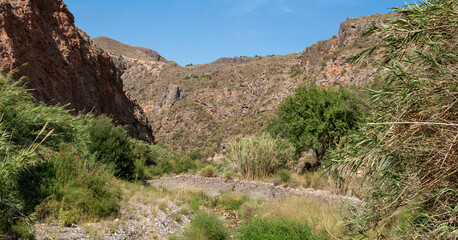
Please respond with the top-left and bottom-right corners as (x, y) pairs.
(0, 0), (153, 142)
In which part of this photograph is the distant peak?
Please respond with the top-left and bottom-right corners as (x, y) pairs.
(93, 36), (168, 63)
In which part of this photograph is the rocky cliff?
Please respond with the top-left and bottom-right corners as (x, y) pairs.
(96, 14), (391, 157)
(0, 0), (153, 142)
(300, 14), (391, 87)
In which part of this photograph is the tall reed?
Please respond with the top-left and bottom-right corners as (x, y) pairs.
(223, 133), (294, 179)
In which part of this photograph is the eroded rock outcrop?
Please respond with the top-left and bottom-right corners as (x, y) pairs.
(300, 14), (391, 87)
(0, 0), (153, 142)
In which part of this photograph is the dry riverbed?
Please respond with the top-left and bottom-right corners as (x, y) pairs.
(34, 175), (359, 239)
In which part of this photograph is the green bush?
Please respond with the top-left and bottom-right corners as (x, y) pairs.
(223, 133), (294, 179)
(149, 143), (197, 176)
(184, 211), (230, 240)
(190, 150), (202, 160)
(276, 169), (291, 183)
(131, 140), (158, 179)
(87, 116), (136, 180)
(223, 171), (234, 180)
(200, 165), (216, 177)
(236, 218), (322, 240)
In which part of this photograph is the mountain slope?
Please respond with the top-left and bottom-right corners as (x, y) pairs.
(0, 0), (153, 142)
(93, 36), (169, 63)
(97, 14), (391, 157)
(300, 14), (391, 87)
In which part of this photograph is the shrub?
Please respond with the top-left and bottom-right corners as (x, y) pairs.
(200, 165), (216, 177)
(223, 133), (294, 179)
(289, 64), (302, 78)
(276, 169), (291, 183)
(132, 140), (158, 180)
(149, 143), (197, 176)
(236, 218), (322, 240)
(184, 211), (230, 240)
(273, 177), (281, 186)
(87, 116), (136, 180)
(223, 171), (234, 180)
(190, 150), (202, 161)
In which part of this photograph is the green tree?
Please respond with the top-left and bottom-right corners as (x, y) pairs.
(276, 85), (363, 164)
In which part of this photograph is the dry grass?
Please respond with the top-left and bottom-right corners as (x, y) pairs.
(254, 196), (346, 238)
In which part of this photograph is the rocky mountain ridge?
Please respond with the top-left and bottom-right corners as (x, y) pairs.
(0, 0), (153, 142)
(300, 14), (391, 87)
(94, 14), (391, 156)
(93, 36), (170, 63)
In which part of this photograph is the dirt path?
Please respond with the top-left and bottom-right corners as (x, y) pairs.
(148, 175), (360, 204)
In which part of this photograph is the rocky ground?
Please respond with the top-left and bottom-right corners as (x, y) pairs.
(34, 175), (359, 240)
(34, 197), (190, 240)
(148, 175), (360, 203)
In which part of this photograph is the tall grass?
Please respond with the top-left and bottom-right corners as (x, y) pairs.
(329, 1), (458, 238)
(223, 133), (294, 179)
(253, 196), (345, 238)
(236, 218), (323, 240)
(37, 146), (121, 226)
(0, 125), (42, 238)
(184, 211), (230, 240)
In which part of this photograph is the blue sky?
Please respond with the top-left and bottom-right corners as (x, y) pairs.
(65, 0), (413, 66)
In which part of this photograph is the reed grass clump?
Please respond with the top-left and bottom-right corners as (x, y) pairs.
(329, 1), (458, 238)
(223, 133), (294, 179)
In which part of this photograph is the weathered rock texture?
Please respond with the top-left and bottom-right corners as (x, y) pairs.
(300, 14), (391, 87)
(0, 0), (153, 142)
(96, 14), (390, 156)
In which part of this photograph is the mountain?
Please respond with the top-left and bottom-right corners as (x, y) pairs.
(0, 0), (153, 142)
(93, 36), (169, 63)
(95, 14), (391, 157)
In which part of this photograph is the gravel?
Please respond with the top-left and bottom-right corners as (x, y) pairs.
(34, 198), (190, 240)
(148, 175), (361, 204)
